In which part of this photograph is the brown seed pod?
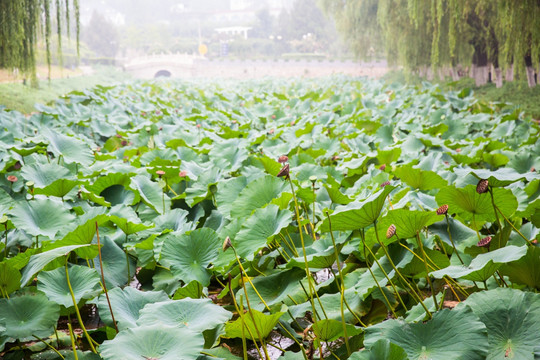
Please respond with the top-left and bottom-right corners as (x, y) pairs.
(476, 179), (489, 194)
(386, 224), (396, 239)
(222, 236), (232, 252)
(437, 204), (449, 215)
(278, 155), (289, 163)
(277, 163), (290, 179)
(477, 236), (492, 248)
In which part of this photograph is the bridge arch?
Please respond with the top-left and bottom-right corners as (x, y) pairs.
(154, 69), (172, 78)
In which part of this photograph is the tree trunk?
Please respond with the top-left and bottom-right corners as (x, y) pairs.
(525, 54), (536, 87)
(505, 65), (514, 81)
(526, 66), (536, 87)
(472, 64), (489, 86)
(450, 66), (461, 81)
(494, 67), (503, 88)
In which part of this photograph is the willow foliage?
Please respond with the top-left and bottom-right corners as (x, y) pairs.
(322, 0), (540, 76)
(0, 0), (79, 82)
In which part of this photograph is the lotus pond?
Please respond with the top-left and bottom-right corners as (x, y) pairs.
(0, 77), (539, 360)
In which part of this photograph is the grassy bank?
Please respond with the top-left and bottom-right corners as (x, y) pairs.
(0, 66), (131, 114)
(383, 70), (540, 119)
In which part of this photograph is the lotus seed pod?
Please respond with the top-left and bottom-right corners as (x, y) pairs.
(278, 155), (289, 163)
(476, 179), (489, 194)
(277, 163), (290, 178)
(222, 236), (232, 252)
(437, 204), (449, 215)
(156, 170), (165, 178)
(386, 224), (396, 239)
(7, 175), (17, 183)
(477, 236), (492, 248)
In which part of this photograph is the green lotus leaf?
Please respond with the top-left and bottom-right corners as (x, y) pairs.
(215, 176), (248, 218)
(93, 235), (135, 288)
(364, 307), (488, 359)
(233, 204), (292, 260)
(350, 339), (408, 360)
(37, 265), (101, 308)
(20, 162), (72, 187)
(430, 245), (527, 282)
(0, 292), (60, 340)
(378, 209), (444, 240)
(97, 286), (169, 331)
(224, 309), (284, 341)
(99, 325), (204, 360)
(11, 198), (75, 238)
(209, 138), (248, 172)
(311, 319), (363, 342)
(130, 175), (171, 215)
(459, 288), (540, 359)
(394, 164), (447, 191)
(319, 185), (396, 232)
(435, 185), (518, 221)
(500, 245), (540, 289)
(20, 244), (95, 286)
(20, 162), (77, 198)
(454, 167), (540, 187)
(160, 228), (221, 286)
(109, 204), (153, 234)
(53, 214), (109, 259)
(0, 261), (21, 296)
(137, 298), (232, 332)
(43, 128), (94, 166)
(230, 175), (288, 218)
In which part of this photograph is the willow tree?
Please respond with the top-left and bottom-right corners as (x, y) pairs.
(320, 0), (383, 60)
(0, 0), (80, 84)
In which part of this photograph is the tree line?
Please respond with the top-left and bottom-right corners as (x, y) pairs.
(321, 0), (540, 87)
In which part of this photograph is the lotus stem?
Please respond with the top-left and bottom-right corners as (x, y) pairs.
(228, 277), (252, 360)
(494, 204), (534, 246)
(96, 223), (119, 333)
(445, 214), (465, 265)
(415, 231), (439, 311)
(33, 334), (65, 359)
(325, 210), (352, 354)
(488, 187), (502, 230)
(64, 258), (97, 353)
(359, 232), (399, 318)
(67, 323), (79, 360)
(287, 174), (323, 359)
(377, 223), (431, 317)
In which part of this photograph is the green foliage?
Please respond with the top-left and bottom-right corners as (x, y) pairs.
(0, 77), (538, 358)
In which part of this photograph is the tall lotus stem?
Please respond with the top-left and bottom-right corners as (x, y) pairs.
(67, 323), (79, 360)
(377, 222), (431, 318)
(325, 211), (351, 356)
(64, 258), (97, 353)
(439, 205), (464, 265)
(279, 164), (322, 352)
(96, 222), (118, 333)
(415, 231), (439, 311)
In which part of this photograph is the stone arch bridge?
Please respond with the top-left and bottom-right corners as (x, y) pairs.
(121, 53), (204, 79)
(121, 53), (388, 79)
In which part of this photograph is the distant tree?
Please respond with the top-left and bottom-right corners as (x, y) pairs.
(251, 8), (275, 39)
(0, 0), (79, 83)
(82, 11), (120, 58)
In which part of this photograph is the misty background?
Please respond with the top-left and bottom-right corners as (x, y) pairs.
(76, 0), (354, 64)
